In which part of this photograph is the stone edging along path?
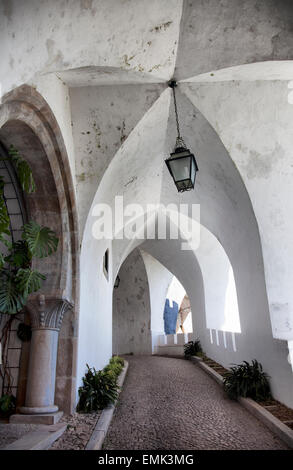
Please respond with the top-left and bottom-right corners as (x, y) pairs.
(2, 423), (67, 450)
(190, 356), (293, 449)
(85, 360), (129, 450)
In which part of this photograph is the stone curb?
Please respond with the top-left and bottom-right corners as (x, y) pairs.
(2, 423), (67, 450)
(239, 397), (293, 449)
(190, 356), (223, 385)
(85, 360), (129, 450)
(190, 355), (293, 449)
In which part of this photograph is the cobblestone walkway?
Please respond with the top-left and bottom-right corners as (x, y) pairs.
(103, 356), (288, 450)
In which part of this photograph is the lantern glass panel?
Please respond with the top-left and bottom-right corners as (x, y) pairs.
(168, 156), (191, 182)
(190, 156), (196, 184)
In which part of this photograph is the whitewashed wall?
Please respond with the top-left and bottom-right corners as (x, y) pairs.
(113, 249), (152, 355)
(142, 234), (293, 408)
(140, 250), (173, 352)
(182, 78), (293, 345)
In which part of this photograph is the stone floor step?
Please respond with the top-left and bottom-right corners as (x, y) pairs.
(10, 411), (63, 425)
(3, 423), (66, 450)
(157, 345), (184, 356)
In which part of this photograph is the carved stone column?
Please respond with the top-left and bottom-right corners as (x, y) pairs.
(18, 294), (72, 416)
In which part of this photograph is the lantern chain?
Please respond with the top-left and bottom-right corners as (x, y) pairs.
(170, 81), (187, 150)
(172, 86), (181, 139)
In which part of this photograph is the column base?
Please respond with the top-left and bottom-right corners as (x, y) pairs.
(10, 411), (63, 425)
(19, 405), (59, 414)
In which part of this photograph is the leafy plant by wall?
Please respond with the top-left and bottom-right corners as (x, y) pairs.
(184, 340), (202, 358)
(76, 364), (119, 413)
(0, 145), (59, 314)
(76, 357), (125, 413)
(103, 356), (124, 379)
(223, 360), (271, 401)
(0, 144), (59, 404)
(0, 393), (16, 418)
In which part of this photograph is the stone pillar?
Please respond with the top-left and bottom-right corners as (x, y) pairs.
(18, 295), (72, 417)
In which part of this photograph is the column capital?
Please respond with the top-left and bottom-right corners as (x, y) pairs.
(27, 295), (73, 331)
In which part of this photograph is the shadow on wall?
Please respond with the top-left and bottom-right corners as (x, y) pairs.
(112, 248), (152, 355)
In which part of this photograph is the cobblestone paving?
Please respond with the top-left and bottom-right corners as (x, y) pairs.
(50, 411), (101, 450)
(103, 356), (289, 450)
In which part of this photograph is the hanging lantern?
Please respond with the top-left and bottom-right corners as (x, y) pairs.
(165, 80), (198, 192)
(165, 144), (198, 192)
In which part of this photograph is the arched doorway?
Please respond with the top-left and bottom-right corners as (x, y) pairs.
(78, 79), (293, 408)
(0, 85), (79, 415)
(0, 142), (28, 402)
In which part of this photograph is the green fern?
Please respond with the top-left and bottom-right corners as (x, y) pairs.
(8, 145), (35, 193)
(22, 221), (58, 258)
(223, 360), (271, 401)
(184, 340), (202, 357)
(16, 268), (46, 297)
(77, 364), (119, 412)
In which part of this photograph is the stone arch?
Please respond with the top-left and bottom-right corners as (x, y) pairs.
(78, 80), (293, 407)
(141, 229), (292, 407)
(0, 85), (79, 414)
(112, 210), (241, 337)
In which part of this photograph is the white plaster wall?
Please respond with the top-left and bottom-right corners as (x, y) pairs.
(112, 249), (152, 355)
(140, 250), (173, 352)
(33, 74), (76, 188)
(76, 236), (113, 390)
(0, 0), (183, 96)
(142, 217), (240, 337)
(182, 79), (293, 342)
(142, 234), (293, 408)
(70, 83), (164, 233)
(2, 0), (292, 95)
(160, 91), (265, 339)
(87, 88), (170, 213)
(174, 0), (293, 80)
(196, 225), (240, 333)
(77, 91), (170, 388)
(166, 276), (186, 308)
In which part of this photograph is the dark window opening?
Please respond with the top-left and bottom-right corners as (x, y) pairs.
(103, 248), (109, 280)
